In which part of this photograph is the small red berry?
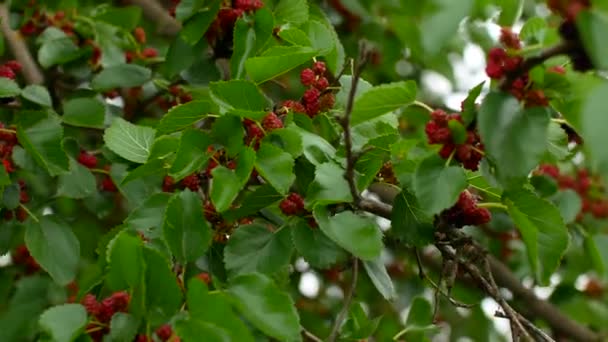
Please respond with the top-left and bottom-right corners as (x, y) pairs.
(262, 112), (283, 131)
(77, 151), (98, 169)
(300, 68), (315, 86)
(82, 294), (100, 316)
(314, 77), (330, 91)
(181, 173), (200, 191)
(133, 27), (146, 44)
(279, 193), (305, 216)
(4, 61), (21, 72)
(141, 47), (158, 59)
(3, 159), (15, 173)
(125, 51), (136, 63)
(0, 66), (16, 80)
(101, 176), (117, 192)
(162, 176), (175, 192)
(302, 88), (320, 104)
(312, 61), (326, 75)
(196, 272), (212, 285)
(108, 291), (130, 312)
(155, 324), (173, 341)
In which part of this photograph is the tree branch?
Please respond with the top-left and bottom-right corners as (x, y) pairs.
(121, 0), (181, 37)
(0, 4), (44, 85)
(328, 258), (358, 342)
(498, 41), (574, 90)
(363, 183), (602, 342)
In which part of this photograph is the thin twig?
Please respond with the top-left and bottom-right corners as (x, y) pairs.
(328, 258), (359, 342)
(341, 41), (371, 203)
(0, 4), (44, 84)
(495, 311), (556, 342)
(498, 41), (574, 89)
(302, 328), (324, 342)
(122, 0), (181, 37)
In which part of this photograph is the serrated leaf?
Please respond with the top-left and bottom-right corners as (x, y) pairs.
(107, 313), (139, 342)
(581, 80), (608, 178)
(107, 230), (145, 290)
(460, 81), (484, 125)
(21, 85), (51, 107)
(224, 224), (293, 277)
(224, 184), (282, 220)
(552, 189), (582, 224)
(577, 10), (608, 70)
(143, 247), (182, 319)
(104, 117), (156, 164)
(362, 257), (396, 300)
(210, 148), (255, 212)
(505, 188), (570, 285)
(350, 81), (417, 126)
(274, 0), (309, 25)
(157, 100), (218, 135)
(180, 2), (220, 45)
(39, 304), (87, 342)
(163, 190), (212, 263)
(91, 64), (151, 91)
(391, 189), (435, 246)
(245, 46), (318, 84)
(38, 37), (82, 68)
(209, 80), (270, 112)
(57, 158), (97, 199)
(231, 8), (274, 79)
(254, 142), (295, 194)
(0, 77), (20, 98)
(228, 273), (301, 341)
(62, 97), (106, 129)
(413, 155), (468, 215)
(478, 92), (550, 187)
(169, 129), (212, 181)
(16, 110), (70, 176)
(126, 193), (172, 238)
(291, 219), (348, 268)
(187, 278), (254, 342)
(314, 206), (383, 260)
(25, 216), (80, 285)
(306, 162), (352, 205)
(93, 6), (142, 31)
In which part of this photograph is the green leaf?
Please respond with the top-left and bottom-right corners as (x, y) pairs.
(552, 189), (582, 224)
(126, 193), (172, 238)
(25, 216), (80, 285)
(520, 17), (548, 43)
(21, 85), (51, 107)
(314, 206), (383, 260)
(231, 8), (274, 79)
(278, 25), (311, 46)
(478, 92), (550, 187)
(245, 46), (318, 84)
(309, 4), (345, 73)
(545, 121), (569, 162)
(187, 278), (254, 341)
(39, 304), (87, 342)
(38, 37), (82, 68)
(211, 114), (245, 155)
(274, 0), (309, 25)
(305, 20), (334, 55)
(254, 142), (295, 194)
(505, 188), (570, 285)
(91, 64), (152, 91)
(104, 117), (156, 164)
(228, 273), (301, 341)
(391, 189), (435, 247)
(577, 10), (608, 70)
(107, 230), (145, 290)
(16, 110), (70, 176)
(498, 0), (524, 26)
(93, 6), (142, 30)
(157, 100), (218, 135)
(143, 247), (182, 319)
(223, 184), (282, 220)
(62, 97), (106, 129)
(107, 313), (139, 342)
(350, 81), (417, 126)
(175, 320), (232, 341)
(57, 158), (97, 199)
(0, 78), (20, 98)
(581, 80), (608, 177)
(180, 2), (220, 45)
(460, 81), (484, 126)
(163, 190), (212, 263)
(419, 0), (474, 55)
(263, 126), (303, 158)
(224, 224), (293, 277)
(413, 155), (468, 215)
(163, 36), (208, 77)
(170, 129), (212, 181)
(210, 148), (255, 212)
(121, 158), (165, 185)
(209, 80), (270, 112)
(394, 297), (439, 341)
(306, 161), (352, 204)
(291, 219), (348, 268)
(292, 125), (337, 166)
(362, 257), (396, 300)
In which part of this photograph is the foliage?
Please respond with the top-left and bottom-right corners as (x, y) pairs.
(0, 0), (606, 341)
